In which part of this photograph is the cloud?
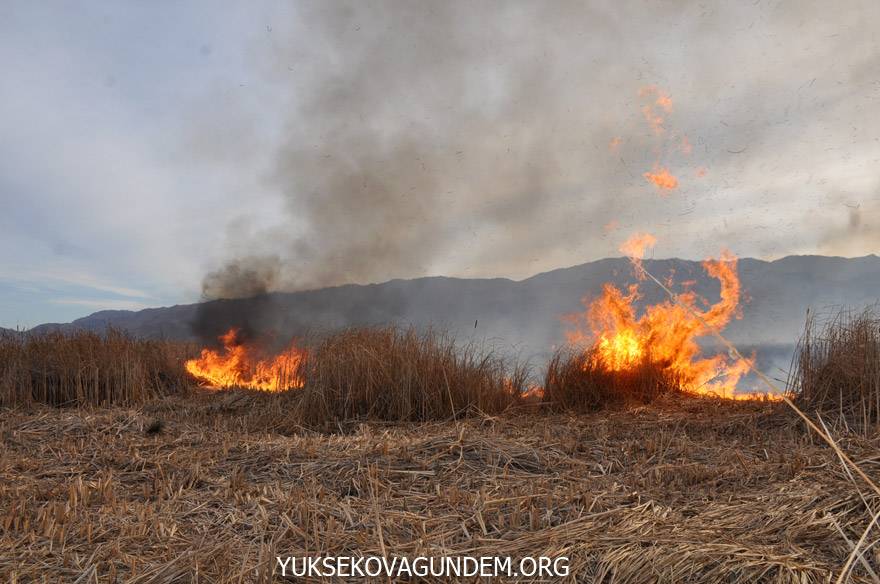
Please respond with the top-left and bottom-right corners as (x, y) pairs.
(1, 268), (153, 300)
(49, 298), (154, 311)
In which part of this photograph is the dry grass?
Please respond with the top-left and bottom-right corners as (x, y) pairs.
(0, 329), (193, 407)
(543, 347), (679, 411)
(5, 322), (880, 581)
(0, 326), (525, 426)
(2, 393), (878, 583)
(295, 326), (527, 426)
(789, 307), (880, 433)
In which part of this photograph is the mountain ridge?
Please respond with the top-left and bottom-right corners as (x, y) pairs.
(19, 254), (880, 377)
(27, 253), (879, 330)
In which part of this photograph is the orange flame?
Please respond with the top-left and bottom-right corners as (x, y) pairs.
(505, 377), (545, 400)
(619, 232), (656, 279)
(619, 232), (656, 257)
(641, 106), (665, 134)
(644, 166), (679, 192)
(654, 92), (673, 113)
(639, 85), (673, 134)
(522, 384), (545, 400)
(568, 236), (773, 399)
(185, 328), (305, 391)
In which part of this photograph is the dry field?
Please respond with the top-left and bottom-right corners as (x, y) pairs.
(3, 392), (880, 583)
(3, 309), (880, 583)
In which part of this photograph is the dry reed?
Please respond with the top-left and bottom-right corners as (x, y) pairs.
(3, 321), (880, 581)
(0, 328), (193, 407)
(543, 347), (679, 411)
(295, 326), (527, 426)
(788, 306), (880, 433)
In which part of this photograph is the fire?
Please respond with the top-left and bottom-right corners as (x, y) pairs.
(568, 233), (771, 399)
(641, 106), (665, 134)
(618, 232), (656, 276)
(596, 326), (643, 370)
(644, 166), (679, 192)
(185, 328), (305, 391)
(522, 384), (545, 400)
(634, 86), (702, 192)
(639, 85), (673, 134)
(654, 92), (673, 113)
(585, 85), (776, 400)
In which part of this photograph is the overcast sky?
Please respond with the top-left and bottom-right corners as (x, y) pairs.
(1, 1), (878, 328)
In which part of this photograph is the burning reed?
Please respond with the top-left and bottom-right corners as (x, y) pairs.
(543, 347), (680, 411)
(545, 237), (765, 409)
(0, 329), (192, 407)
(789, 306), (880, 432)
(185, 327), (306, 391)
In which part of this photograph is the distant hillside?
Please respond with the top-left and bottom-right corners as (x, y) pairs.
(26, 255), (880, 376)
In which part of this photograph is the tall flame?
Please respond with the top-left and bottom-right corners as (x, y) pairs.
(569, 233), (770, 399)
(185, 328), (305, 392)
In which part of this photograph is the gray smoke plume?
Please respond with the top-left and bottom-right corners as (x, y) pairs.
(202, 255), (281, 300)
(201, 1), (648, 301)
(199, 0), (880, 310)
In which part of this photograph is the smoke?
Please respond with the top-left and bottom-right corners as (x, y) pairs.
(200, 1), (645, 302)
(194, 0), (880, 340)
(201, 255), (281, 300)
(818, 192), (880, 258)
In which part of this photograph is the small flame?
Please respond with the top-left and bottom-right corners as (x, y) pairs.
(619, 232), (656, 278)
(644, 166), (679, 192)
(654, 92), (673, 113)
(632, 86), (688, 192)
(185, 328), (305, 392)
(639, 85), (673, 134)
(522, 385), (545, 400)
(619, 232), (657, 259)
(641, 105), (665, 134)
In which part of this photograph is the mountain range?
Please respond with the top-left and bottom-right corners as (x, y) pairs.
(16, 254), (880, 379)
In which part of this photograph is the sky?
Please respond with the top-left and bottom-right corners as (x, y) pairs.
(1, 1), (879, 328)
